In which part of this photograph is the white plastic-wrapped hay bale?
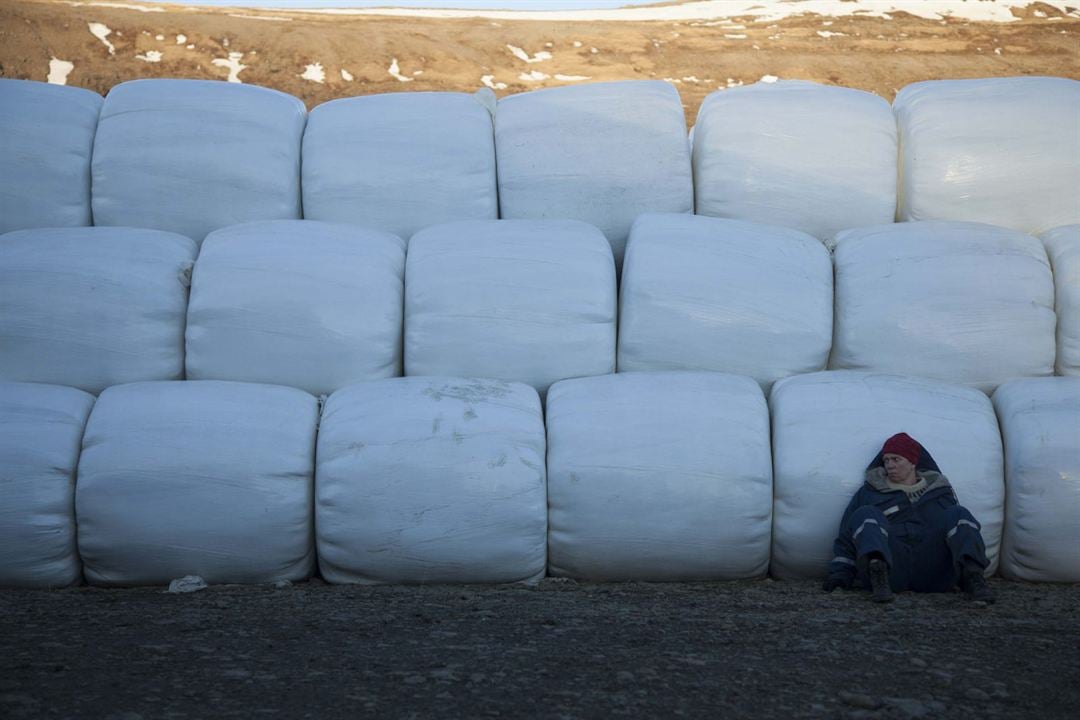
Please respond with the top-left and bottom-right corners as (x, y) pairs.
(316, 377), (547, 584)
(0, 227), (196, 394)
(618, 213), (832, 390)
(405, 220), (616, 396)
(692, 80), (897, 239)
(0, 383), (95, 588)
(770, 371), (1004, 579)
(185, 220), (405, 395)
(302, 92), (497, 240)
(92, 79), (305, 243)
(830, 221), (1055, 393)
(495, 80), (693, 268)
(993, 378), (1080, 582)
(894, 77), (1080, 234)
(76, 381), (317, 586)
(0, 79), (102, 234)
(1041, 225), (1080, 376)
(547, 372), (772, 581)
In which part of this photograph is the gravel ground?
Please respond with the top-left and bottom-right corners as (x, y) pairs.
(2, 578), (1078, 719)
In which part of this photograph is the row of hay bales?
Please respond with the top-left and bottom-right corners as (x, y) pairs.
(1, 75), (1077, 588)
(2, 373), (1076, 588)
(0, 217), (1077, 395)
(2, 76), (1077, 262)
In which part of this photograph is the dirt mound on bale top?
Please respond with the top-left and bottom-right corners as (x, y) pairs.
(2, 0), (1079, 121)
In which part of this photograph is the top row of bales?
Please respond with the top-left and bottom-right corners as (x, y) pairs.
(2, 76), (1078, 268)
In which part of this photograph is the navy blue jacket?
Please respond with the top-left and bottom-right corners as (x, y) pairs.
(828, 446), (966, 589)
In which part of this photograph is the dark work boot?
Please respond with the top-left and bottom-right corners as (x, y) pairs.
(961, 564), (996, 604)
(868, 558), (894, 604)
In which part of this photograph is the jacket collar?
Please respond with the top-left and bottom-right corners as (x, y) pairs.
(865, 467), (952, 495)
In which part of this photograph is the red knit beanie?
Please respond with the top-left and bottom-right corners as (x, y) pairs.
(882, 432), (921, 466)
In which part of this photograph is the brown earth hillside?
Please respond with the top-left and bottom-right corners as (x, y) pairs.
(1, 0), (1079, 122)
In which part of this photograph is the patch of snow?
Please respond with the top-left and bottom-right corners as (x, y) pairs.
(388, 58), (413, 82)
(412, 70), (423, 75)
(760, 74), (779, 83)
(682, 76), (700, 83)
(212, 52), (247, 83)
(155, 34), (164, 40)
(573, 40), (582, 47)
(166, 575), (207, 594)
(725, 34), (747, 39)
(481, 74), (508, 90)
(47, 58), (74, 85)
(135, 50), (162, 62)
(301, 62), (326, 84)
(544, 41), (553, 47)
(519, 70), (549, 82)
(663, 77), (682, 84)
(223, 37), (230, 48)
(725, 78), (744, 88)
(341, 68), (354, 81)
(554, 74), (591, 82)
(302, 1), (1078, 24)
(88, 22), (115, 55)
(507, 44), (553, 63)
(590, 47), (599, 54)
(63, 2), (163, 12)
(817, 30), (846, 37)
(186, 44), (195, 49)
(994, 47), (1003, 54)
(176, 34), (186, 44)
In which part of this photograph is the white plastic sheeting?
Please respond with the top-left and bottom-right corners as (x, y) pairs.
(692, 80), (896, 239)
(316, 377), (547, 584)
(0, 80), (102, 234)
(994, 378), (1080, 582)
(302, 92), (497, 240)
(894, 77), (1080, 234)
(91, 79), (306, 243)
(495, 81), (693, 268)
(0, 383), (94, 588)
(0, 227), (196, 394)
(405, 220), (616, 396)
(618, 213), (832, 390)
(769, 371), (1004, 579)
(185, 220), (406, 395)
(547, 372), (772, 581)
(830, 221), (1055, 393)
(76, 381), (317, 586)
(1041, 225), (1080, 376)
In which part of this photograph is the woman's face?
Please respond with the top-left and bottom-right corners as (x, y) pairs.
(883, 453), (917, 485)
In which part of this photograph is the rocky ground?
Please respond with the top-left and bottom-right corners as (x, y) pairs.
(2, 0), (1079, 121)
(2, 578), (1078, 718)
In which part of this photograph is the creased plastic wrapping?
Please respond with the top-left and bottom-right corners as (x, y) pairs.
(405, 220), (616, 396)
(0, 383), (95, 588)
(770, 371), (1004, 579)
(894, 77), (1080, 234)
(76, 381), (317, 587)
(495, 80), (693, 268)
(186, 220), (405, 395)
(830, 221), (1055, 393)
(302, 92), (497, 240)
(547, 372), (772, 581)
(994, 378), (1080, 582)
(0, 227), (196, 394)
(0, 79), (102, 234)
(692, 80), (897, 239)
(1040, 225), (1080, 376)
(316, 377), (547, 584)
(618, 213), (832, 390)
(91, 79), (305, 243)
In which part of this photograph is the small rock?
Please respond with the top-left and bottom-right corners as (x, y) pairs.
(166, 575), (207, 594)
(273, 580), (291, 589)
(965, 688), (991, 702)
(839, 691), (881, 710)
